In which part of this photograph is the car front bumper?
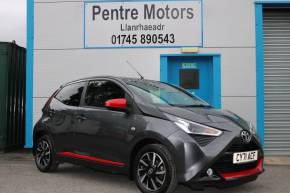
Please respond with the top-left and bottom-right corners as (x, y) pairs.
(185, 158), (264, 190)
(186, 172), (262, 190)
(167, 129), (264, 186)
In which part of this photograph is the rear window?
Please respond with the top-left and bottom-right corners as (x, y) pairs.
(55, 81), (85, 106)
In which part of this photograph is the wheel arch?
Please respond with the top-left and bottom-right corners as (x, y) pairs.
(32, 126), (51, 155)
(128, 135), (176, 180)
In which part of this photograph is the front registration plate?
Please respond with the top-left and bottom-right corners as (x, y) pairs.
(233, 150), (258, 164)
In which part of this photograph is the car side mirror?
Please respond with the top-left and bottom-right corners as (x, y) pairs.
(105, 98), (127, 111)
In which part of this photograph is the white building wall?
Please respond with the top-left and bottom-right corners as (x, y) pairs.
(33, 0), (257, 126)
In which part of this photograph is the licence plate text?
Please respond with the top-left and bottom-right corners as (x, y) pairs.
(233, 150), (258, 164)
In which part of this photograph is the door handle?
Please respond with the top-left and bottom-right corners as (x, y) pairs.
(48, 109), (55, 116)
(76, 115), (87, 122)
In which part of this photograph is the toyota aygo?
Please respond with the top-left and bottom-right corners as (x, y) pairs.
(33, 76), (264, 193)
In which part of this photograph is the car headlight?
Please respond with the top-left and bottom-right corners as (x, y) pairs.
(166, 114), (222, 136)
(247, 121), (256, 135)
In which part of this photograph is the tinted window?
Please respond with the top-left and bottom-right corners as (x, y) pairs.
(85, 80), (125, 107)
(55, 82), (85, 106)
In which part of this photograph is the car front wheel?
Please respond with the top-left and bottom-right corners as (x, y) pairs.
(134, 144), (177, 193)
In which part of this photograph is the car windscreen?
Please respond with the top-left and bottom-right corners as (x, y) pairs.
(125, 80), (210, 107)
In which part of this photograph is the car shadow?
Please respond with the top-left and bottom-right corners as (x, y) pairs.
(52, 163), (261, 193)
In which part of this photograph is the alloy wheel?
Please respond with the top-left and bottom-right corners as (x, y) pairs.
(35, 139), (51, 168)
(137, 152), (167, 191)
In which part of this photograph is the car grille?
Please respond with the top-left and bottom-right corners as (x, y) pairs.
(191, 135), (216, 146)
(212, 138), (261, 173)
(227, 138), (260, 152)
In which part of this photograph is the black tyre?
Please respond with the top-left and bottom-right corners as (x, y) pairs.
(134, 144), (178, 193)
(34, 135), (59, 172)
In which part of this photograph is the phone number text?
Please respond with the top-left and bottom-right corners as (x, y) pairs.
(111, 34), (175, 45)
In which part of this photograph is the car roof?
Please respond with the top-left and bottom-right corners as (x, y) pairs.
(61, 76), (160, 87)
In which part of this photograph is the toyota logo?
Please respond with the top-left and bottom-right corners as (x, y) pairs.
(241, 130), (252, 144)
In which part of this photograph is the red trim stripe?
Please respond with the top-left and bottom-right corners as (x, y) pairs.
(219, 158), (263, 180)
(58, 152), (125, 167)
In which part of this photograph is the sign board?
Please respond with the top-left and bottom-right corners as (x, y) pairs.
(182, 63), (198, 69)
(84, 0), (202, 48)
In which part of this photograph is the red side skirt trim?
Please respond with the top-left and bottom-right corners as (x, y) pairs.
(219, 158), (263, 180)
(58, 152), (125, 167)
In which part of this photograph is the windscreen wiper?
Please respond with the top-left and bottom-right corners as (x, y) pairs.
(169, 104), (211, 108)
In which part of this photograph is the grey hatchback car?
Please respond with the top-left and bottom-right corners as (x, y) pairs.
(33, 76), (264, 193)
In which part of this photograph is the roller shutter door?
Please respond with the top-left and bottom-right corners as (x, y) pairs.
(263, 8), (290, 155)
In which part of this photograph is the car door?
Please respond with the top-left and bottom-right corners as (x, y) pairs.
(73, 79), (135, 165)
(50, 81), (86, 152)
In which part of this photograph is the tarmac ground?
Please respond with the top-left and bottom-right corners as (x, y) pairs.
(0, 151), (290, 193)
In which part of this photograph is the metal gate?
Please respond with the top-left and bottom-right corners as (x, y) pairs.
(263, 8), (290, 155)
(0, 42), (26, 152)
